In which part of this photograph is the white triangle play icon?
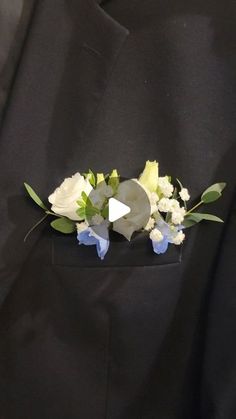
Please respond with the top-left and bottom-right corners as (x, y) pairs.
(108, 198), (131, 222)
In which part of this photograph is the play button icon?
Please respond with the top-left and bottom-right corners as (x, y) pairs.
(86, 177), (151, 241)
(108, 197), (131, 222)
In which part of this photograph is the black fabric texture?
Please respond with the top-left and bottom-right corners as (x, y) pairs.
(0, 0), (35, 125)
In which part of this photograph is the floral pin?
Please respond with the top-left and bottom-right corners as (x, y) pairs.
(24, 160), (226, 259)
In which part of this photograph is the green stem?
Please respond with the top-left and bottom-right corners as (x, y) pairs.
(185, 200), (204, 216)
(176, 194), (187, 210)
(24, 213), (49, 242)
(45, 210), (58, 216)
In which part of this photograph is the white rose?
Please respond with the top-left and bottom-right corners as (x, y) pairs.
(179, 188), (190, 201)
(48, 172), (93, 220)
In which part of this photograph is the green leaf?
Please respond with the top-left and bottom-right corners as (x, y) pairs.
(183, 211), (224, 229)
(50, 217), (76, 234)
(88, 169), (96, 187)
(81, 191), (94, 208)
(85, 207), (100, 217)
(76, 207), (86, 218)
(96, 173), (105, 184)
(24, 183), (48, 211)
(182, 218), (198, 229)
(202, 191), (222, 203)
(81, 191), (88, 201)
(108, 169), (120, 192)
(186, 212), (224, 223)
(83, 170), (96, 187)
(101, 205), (109, 219)
(201, 182), (226, 203)
(76, 199), (86, 208)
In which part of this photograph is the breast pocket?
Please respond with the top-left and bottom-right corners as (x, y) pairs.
(51, 231), (182, 268)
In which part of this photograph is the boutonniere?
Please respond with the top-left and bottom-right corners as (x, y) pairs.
(24, 160), (226, 260)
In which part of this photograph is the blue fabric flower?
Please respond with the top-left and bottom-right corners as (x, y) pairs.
(152, 236), (169, 254)
(150, 218), (184, 255)
(77, 223), (109, 260)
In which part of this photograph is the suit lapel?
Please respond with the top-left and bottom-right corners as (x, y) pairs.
(0, 0), (130, 304)
(61, 0), (130, 144)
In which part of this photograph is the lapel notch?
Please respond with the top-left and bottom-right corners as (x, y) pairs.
(62, 0), (130, 143)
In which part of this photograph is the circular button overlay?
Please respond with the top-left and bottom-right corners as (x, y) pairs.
(85, 178), (151, 240)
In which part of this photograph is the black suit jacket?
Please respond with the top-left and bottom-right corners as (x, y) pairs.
(0, 1), (236, 418)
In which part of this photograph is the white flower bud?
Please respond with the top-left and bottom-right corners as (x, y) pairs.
(76, 221), (89, 233)
(144, 217), (155, 231)
(179, 188), (190, 201)
(171, 207), (186, 225)
(150, 192), (159, 205)
(149, 228), (163, 242)
(169, 199), (180, 211)
(157, 176), (174, 198)
(158, 198), (172, 212)
(172, 231), (185, 245)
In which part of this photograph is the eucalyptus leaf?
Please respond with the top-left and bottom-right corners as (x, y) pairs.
(50, 217), (76, 234)
(186, 212), (224, 223)
(201, 191), (221, 203)
(201, 182), (226, 203)
(182, 218), (198, 229)
(24, 183), (48, 211)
